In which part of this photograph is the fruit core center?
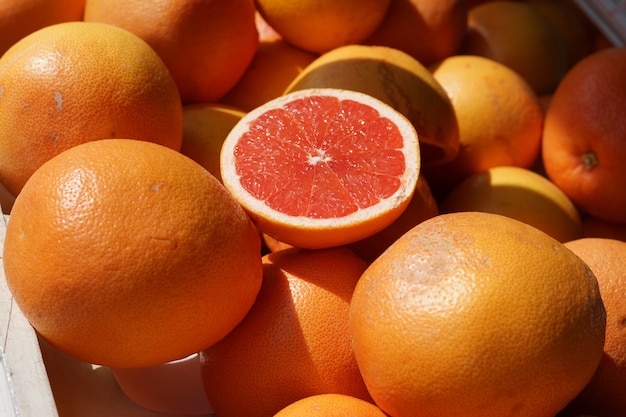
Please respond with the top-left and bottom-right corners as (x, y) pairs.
(307, 149), (332, 165)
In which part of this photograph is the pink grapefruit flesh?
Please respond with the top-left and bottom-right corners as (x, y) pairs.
(221, 88), (420, 249)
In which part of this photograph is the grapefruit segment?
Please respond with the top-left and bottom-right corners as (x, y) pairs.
(221, 88), (420, 249)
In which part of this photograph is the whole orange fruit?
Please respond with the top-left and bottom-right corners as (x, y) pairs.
(0, 21), (183, 196)
(542, 46), (626, 225)
(273, 394), (388, 417)
(461, 0), (569, 95)
(3, 139), (262, 368)
(110, 353), (213, 415)
(254, 0), (391, 54)
(199, 247), (372, 417)
(424, 54), (543, 195)
(363, 0), (468, 66)
(180, 103), (246, 184)
(0, 0), (84, 57)
(439, 166), (583, 243)
(526, 0), (595, 67)
(350, 211), (606, 417)
(84, 0), (259, 103)
(562, 238), (626, 417)
(219, 39), (318, 112)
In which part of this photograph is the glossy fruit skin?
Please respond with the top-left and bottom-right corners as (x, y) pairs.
(350, 212), (606, 417)
(424, 54), (543, 195)
(200, 247), (372, 417)
(0, 0), (85, 56)
(526, 0), (595, 67)
(364, 0), (468, 66)
(0, 21), (183, 196)
(273, 393), (388, 417)
(180, 103), (246, 184)
(461, 0), (569, 95)
(220, 39), (318, 112)
(542, 47), (626, 225)
(254, 0), (391, 54)
(84, 0), (259, 104)
(563, 238), (626, 417)
(3, 139), (263, 368)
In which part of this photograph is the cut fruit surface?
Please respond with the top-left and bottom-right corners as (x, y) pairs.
(284, 45), (460, 168)
(220, 88), (420, 249)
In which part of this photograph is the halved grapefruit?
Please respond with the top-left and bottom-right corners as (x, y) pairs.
(220, 88), (420, 249)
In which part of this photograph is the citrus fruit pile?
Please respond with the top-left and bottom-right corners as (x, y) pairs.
(0, 1), (624, 417)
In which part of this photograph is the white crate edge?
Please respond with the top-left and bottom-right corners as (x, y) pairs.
(0, 213), (60, 417)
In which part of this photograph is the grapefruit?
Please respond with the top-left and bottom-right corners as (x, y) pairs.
(199, 247), (372, 417)
(3, 139), (263, 368)
(0, 21), (183, 196)
(220, 88), (420, 249)
(350, 211), (606, 417)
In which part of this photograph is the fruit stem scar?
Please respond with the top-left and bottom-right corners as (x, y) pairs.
(307, 148), (332, 165)
(581, 151), (598, 170)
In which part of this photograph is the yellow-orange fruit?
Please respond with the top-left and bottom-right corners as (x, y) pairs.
(0, 21), (183, 196)
(200, 247), (372, 417)
(350, 211), (606, 417)
(84, 0), (259, 103)
(3, 139), (262, 368)
(254, 0), (391, 54)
